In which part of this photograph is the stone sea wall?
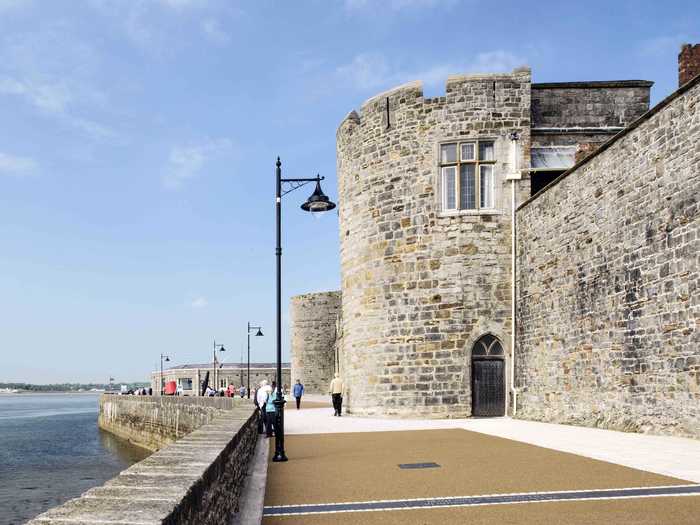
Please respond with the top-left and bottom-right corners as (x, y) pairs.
(29, 396), (259, 524)
(290, 291), (342, 394)
(98, 394), (246, 451)
(515, 76), (700, 438)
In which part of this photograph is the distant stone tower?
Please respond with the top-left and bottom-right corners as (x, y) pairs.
(336, 69), (532, 417)
(290, 291), (341, 394)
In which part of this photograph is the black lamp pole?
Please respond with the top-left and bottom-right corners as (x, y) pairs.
(247, 322), (264, 399)
(213, 340), (225, 391)
(160, 353), (170, 395)
(273, 157), (336, 463)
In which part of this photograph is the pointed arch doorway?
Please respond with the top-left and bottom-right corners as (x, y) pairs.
(471, 334), (505, 417)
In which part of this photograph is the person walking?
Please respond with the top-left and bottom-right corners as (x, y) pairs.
(329, 373), (344, 416)
(239, 385), (246, 398)
(256, 380), (272, 435)
(264, 381), (278, 437)
(292, 379), (304, 410)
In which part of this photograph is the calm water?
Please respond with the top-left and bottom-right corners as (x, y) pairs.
(0, 393), (150, 525)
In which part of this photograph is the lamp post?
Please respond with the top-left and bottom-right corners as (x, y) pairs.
(213, 339), (226, 391)
(160, 354), (170, 395)
(247, 322), (264, 399)
(273, 157), (336, 463)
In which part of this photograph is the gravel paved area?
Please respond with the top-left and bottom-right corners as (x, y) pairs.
(259, 408), (700, 523)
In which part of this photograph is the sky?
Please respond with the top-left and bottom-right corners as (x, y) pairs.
(0, 0), (698, 383)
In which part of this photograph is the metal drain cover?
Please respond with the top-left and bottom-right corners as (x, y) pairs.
(398, 462), (441, 469)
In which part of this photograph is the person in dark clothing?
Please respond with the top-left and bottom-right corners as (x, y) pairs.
(264, 381), (278, 437)
(292, 379), (304, 410)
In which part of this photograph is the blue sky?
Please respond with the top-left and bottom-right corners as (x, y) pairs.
(1, 0), (697, 383)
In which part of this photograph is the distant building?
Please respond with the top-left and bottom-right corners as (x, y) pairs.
(151, 362), (291, 396)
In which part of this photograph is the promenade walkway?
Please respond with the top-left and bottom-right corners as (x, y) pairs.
(261, 398), (700, 524)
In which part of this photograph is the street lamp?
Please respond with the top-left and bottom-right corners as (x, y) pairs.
(247, 322), (264, 398)
(273, 157), (336, 463)
(213, 339), (226, 392)
(160, 353), (170, 395)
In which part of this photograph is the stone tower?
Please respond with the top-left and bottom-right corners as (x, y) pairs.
(336, 69), (532, 417)
(290, 291), (342, 394)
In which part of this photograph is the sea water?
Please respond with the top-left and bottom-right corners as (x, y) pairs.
(0, 393), (150, 525)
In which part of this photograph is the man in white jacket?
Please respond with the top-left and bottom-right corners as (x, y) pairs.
(329, 373), (344, 417)
(255, 380), (271, 434)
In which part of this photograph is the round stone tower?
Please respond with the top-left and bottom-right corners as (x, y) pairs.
(290, 290), (342, 394)
(337, 69), (532, 417)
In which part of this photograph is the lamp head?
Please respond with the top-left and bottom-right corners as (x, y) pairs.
(255, 328), (264, 337)
(301, 179), (336, 213)
(165, 356), (170, 362)
(220, 345), (226, 352)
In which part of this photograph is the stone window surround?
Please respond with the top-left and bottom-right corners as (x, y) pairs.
(435, 137), (504, 218)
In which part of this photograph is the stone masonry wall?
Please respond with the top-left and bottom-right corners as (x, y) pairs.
(30, 397), (259, 524)
(337, 69), (532, 417)
(98, 394), (246, 451)
(290, 291), (341, 393)
(515, 76), (700, 438)
(531, 81), (652, 130)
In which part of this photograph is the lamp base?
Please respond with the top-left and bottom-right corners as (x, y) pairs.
(272, 452), (288, 462)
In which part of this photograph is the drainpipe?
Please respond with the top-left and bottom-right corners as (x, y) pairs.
(507, 132), (520, 417)
(511, 179), (517, 416)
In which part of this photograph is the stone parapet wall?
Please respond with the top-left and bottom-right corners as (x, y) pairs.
(98, 394), (248, 451)
(337, 69), (532, 417)
(531, 81), (652, 130)
(290, 291), (341, 393)
(515, 77), (700, 438)
(29, 397), (259, 524)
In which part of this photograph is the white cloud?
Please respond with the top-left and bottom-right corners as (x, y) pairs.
(89, 0), (225, 52)
(334, 50), (526, 93)
(191, 297), (208, 309)
(0, 152), (38, 177)
(201, 18), (230, 45)
(335, 53), (392, 91)
(163, 138), (233, 189)
(0, 27), (116, 140)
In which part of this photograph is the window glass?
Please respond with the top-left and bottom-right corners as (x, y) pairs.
(461, 143), (475, 161)
(490, 341), (504, 355)
(442, 166), (456, 210)
(479, 141), (495, 161)
(460, 165), (476, 210)
(440, 143), (457, 163)
(480, 165), (494, 208)
(472, 342), (487, 356)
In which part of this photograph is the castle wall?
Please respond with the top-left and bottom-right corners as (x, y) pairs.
(531, 81), (652, 131)
(290, 291), (341, 394)
(337, 69), (531, 417)
(515, 77), (700, 438)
